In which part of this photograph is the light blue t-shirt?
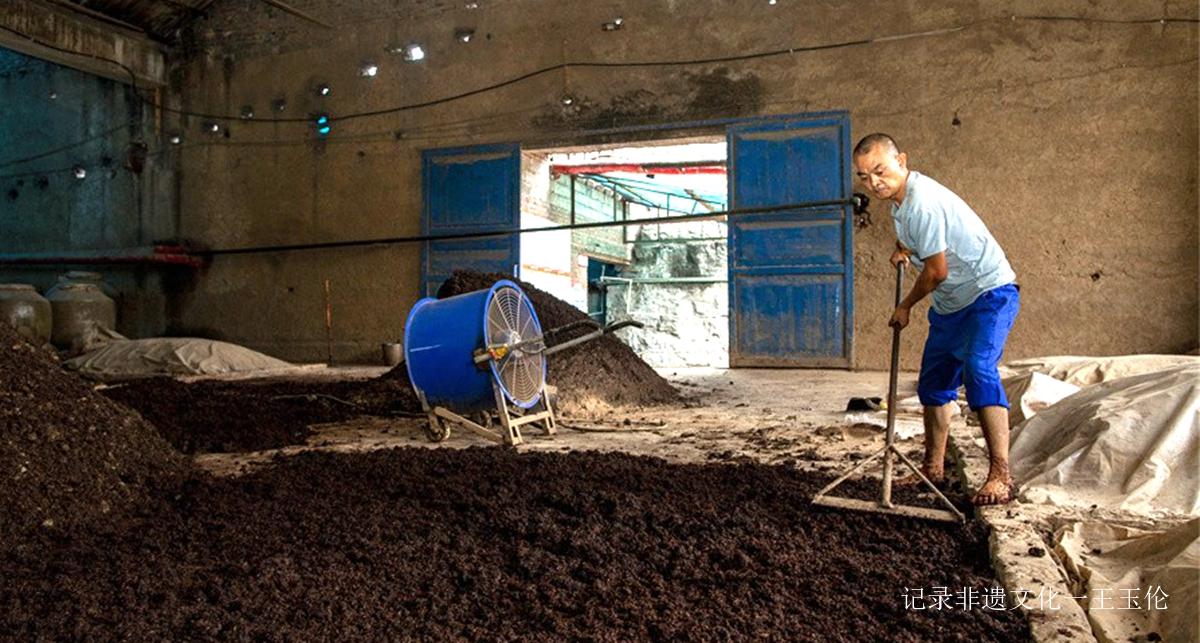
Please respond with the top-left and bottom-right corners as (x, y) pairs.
(892, 171), (1016, 314)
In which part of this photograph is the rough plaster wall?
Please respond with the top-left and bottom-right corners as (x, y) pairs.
(609, 281), (728, 368)
(0, 47), (177, 338)
(520, 151), (552, 224)
(609, 230), (729, 369)
(173, 0), (1199, 367)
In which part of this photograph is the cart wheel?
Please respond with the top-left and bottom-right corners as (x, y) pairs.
(424, 418), (450, 442)
(472, 411), (493, 429)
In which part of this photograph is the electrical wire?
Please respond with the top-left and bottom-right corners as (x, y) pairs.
(110, 13), (1200, 126)
(582, 173), (725, 202)
(578, 173), (723, 202)
(5, 51), (1196, 182)
(0, 120), (137, 170)
(1, 13), (1196, 170)
(1013, 15), (1199, 25)
(197, 198), (847, 257)
(0, 24), (140, 87)
(0, 23), (146, 169)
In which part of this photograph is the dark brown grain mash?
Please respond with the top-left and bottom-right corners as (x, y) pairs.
(1, 448), (1028, 641)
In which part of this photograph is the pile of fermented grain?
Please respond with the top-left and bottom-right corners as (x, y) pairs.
(0, 323), (184, 546)
(383, 270), (680, 411)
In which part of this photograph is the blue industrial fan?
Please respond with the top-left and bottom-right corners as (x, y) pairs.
(404, 280), (640, 445)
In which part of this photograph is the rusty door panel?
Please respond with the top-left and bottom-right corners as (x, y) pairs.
(727, 114), (853, 368)
(421, 144), (521, 296)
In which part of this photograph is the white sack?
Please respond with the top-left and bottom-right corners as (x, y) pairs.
(1000, 355), (1199, 388)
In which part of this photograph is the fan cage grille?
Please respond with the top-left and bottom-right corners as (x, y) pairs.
(485, 286), (545, 406)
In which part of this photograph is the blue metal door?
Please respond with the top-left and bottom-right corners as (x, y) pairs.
(727, 113), (853, 367)
(421, 143), (521, 296)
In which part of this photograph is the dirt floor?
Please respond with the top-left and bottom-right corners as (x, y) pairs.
(1, 447), (1027, 641)
(182, 367), (936, 479)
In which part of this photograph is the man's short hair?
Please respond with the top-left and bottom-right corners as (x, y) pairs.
(853, 133), (900, 157)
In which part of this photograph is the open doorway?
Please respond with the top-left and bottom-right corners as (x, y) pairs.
(520, 137), (729, 368)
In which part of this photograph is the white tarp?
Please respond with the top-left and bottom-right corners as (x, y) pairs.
(1055, 518), (1198, 643)
(1003, 371), (1081, 428)
(894, 371), (1076, 429)
(1010, 363), (1199, 516)
(896, 394), (962, 416)
(1000, 355), (1199, 388)
(65, 338), (293, 381)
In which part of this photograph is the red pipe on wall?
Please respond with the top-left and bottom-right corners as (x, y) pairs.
(0, 244), (207, 268)
(550, 163), (726, 176)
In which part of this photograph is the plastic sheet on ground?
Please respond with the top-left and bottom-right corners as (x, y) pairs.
(1010, 363), (1199, 516)
(57, 321), (126, 357)
(1003, 371), (1081, 428)
(65, 338), (293, 382)
(896, 394), (962, 416)
(1054, 518), (1198, 643)
(1000, 355), (1199, 388)
(841, 411), (923, 441)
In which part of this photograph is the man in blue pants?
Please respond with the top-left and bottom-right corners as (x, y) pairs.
(853, 133), (1020, 505)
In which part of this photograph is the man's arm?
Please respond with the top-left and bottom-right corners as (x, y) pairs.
(890, 252), (948, 329)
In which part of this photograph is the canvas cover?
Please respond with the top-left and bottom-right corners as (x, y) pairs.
(1010, 363), (1199, 516)
(1055, 518), (1198, 643)
(65, 338), (293, 381)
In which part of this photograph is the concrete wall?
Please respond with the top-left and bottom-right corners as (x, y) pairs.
(518, 151), (579, 309)
(548, 175), (628, 265)
(0, 47), (177, 338)
(519, 150), (630, 315)
(608, 222), (729, 368)
(170, 0), (1198, 367)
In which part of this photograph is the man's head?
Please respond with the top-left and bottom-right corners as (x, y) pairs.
(853, 133), (908, 202)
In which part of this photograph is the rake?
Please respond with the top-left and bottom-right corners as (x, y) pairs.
(812, 262), (965, 523)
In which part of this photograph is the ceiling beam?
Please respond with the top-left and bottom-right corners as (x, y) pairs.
(257, 0), (333, 29)
(0, 0), (166, 87)
(44, 0), (146, 34)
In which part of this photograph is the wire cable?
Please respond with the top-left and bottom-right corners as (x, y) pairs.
(197, 198), (846, 257)
(0, 121), (137, 170)
(1013, 15), (1199, 25)
(0, 23), (146, 169)
(1, 13), (1195, 169)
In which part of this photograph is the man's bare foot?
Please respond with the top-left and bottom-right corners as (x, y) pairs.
(972, 476), (1013, 506)
(895, 465), (945, 487)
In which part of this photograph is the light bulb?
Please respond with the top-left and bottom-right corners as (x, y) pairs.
(403, 44), (426, 62)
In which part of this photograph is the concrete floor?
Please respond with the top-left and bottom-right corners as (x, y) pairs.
(194, 367), (925, 476)
(191, 365), (1098, 642)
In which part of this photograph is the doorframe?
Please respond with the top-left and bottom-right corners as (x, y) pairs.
(421, 110), (855, 365)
